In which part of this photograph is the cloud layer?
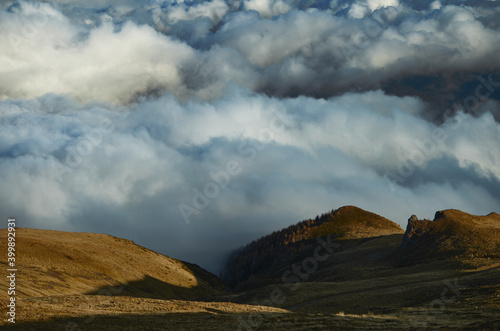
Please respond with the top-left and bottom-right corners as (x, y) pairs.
(2, 1), (500, 108)
(1, 0), (499, 272)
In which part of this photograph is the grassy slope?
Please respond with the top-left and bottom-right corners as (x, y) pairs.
(1, 209), (499, 330)
(225, 209), (500, 328)
(0, 228), (226, 301)
(222, 206), (404, 287)
(398, 209), (500, 265)
(309, 205), (404, 239)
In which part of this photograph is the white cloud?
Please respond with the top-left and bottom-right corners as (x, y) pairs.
(2, 1), (500, 105)
(0, 0), (500, 272)
(242, 0), (294, 18)
(1, 89), (500, 271)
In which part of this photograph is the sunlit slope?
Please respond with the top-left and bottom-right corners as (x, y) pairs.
(0, 228), (226, 301)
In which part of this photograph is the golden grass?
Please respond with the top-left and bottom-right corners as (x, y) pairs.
(0, 228), (224, 301)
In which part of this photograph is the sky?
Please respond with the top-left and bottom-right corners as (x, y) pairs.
(1, 0), (499, 273)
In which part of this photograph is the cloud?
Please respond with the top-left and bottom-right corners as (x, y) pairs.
(2, 1), (500, 110)
(0, 2), (201, 103)
(1, 89), (500, 272)
(0, 0), (499, 272)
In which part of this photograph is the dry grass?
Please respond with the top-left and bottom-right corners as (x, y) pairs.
(309, 205), (404, 239)
(1, 209), (499, 330)
(0, 228), (225, 302)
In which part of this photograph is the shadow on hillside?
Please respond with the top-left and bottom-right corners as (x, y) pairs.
(85, 274), (213, 301)
(5, 311), (499, 330)
(1, 312), (290, 331)
(230, 234), (405, 291)
(84, 260), (228, 301)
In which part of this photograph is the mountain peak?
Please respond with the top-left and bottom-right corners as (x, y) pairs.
(309, 205), (404, 240)
(400, 209), (500, 261)
(222, 206), (403, 286)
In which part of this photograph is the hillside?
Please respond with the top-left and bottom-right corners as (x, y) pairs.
(399, 210), (500, 265)
(222, 206), (404, 287)
(1, 209), (499, 330)
(0, 228), (226, 301)
(221, 209), (500, 329)
(0, 228), (290, 329)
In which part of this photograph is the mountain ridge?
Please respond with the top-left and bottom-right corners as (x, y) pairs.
(1, 207), (499, 330)
(222, 205), (404, 287)
(399, 209), (500, 264)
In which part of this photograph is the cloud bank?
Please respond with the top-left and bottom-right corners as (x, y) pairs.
(1, 0), (499, 272)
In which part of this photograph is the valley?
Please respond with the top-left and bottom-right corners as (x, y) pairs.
(1, 207), (499, 330)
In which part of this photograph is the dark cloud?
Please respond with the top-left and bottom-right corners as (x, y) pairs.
(1, 91), (499, 272)
(2, 0), (500, 107)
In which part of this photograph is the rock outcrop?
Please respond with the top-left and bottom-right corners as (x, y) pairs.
(401, 215), (432, 247)
(399, 209), (500, 261)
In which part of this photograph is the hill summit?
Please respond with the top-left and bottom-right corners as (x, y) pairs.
(222, 206), (403, 286)
(306, 205), (404, 240)
(400, 209), (500, 263)
(1, 209), (499, 330)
